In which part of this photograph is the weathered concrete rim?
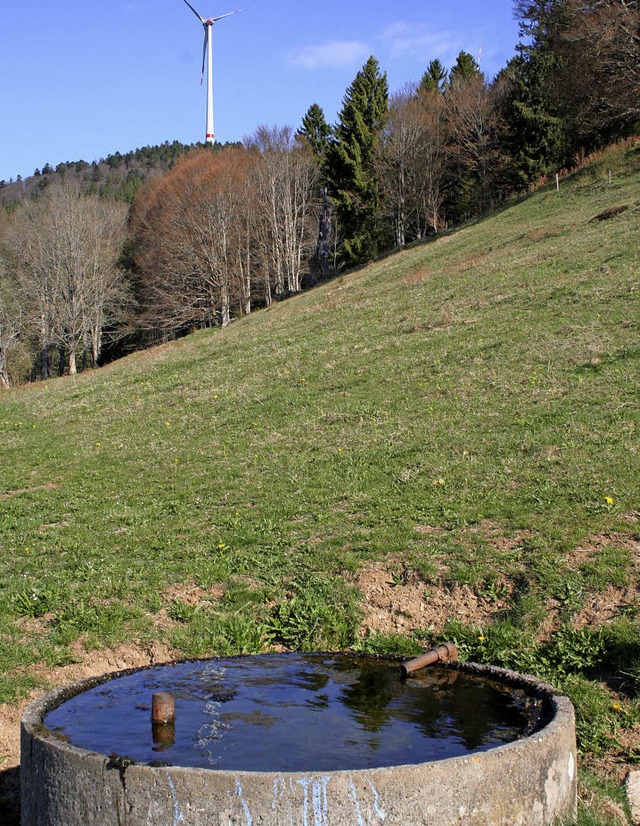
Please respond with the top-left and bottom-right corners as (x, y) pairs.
(22, 656), (569, 773)
(21, 656), (578, 825)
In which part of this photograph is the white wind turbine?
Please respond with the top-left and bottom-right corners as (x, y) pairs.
(181, 0), (244, 145)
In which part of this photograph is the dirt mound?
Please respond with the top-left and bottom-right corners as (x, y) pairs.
(356, 557), (508, 637)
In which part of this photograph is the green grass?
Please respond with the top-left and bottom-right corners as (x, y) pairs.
(1, 140), (639, 823)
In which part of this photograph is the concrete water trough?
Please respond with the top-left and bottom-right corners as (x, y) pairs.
(21, 653), (577, 825)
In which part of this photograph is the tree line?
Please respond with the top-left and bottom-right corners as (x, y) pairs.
(1, 0), (637, 387)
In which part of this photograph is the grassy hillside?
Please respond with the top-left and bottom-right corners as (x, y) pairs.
(1, 140), (639, 822)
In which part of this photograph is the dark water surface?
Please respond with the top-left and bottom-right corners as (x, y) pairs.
(44, 653), (542, 771)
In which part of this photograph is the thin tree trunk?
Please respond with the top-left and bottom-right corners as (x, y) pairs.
(219, 284), (230, 327)
(91, 325), (101, 367)
(244, 270), (251, 316)
(0, 347), (9, 389)
(68, 346), (77, 376)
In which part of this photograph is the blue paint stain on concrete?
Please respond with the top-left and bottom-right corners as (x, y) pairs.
(234, 779), (253, 826)
(165, 772), (185, 826)
(348, 778), (365, 826)
(296, 776), (332, 826)
(368, 779), (386, 821)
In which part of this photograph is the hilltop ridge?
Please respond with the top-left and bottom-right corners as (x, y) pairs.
(0, 139), (241, 207)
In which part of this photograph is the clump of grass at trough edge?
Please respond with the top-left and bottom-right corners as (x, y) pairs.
(266, 573), (361, 651)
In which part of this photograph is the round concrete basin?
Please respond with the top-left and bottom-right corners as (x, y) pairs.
(21, 658), (577, 825)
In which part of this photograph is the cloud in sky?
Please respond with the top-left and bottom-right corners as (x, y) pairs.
(288, 40), (370, 70)
(381, 21), (462, 61)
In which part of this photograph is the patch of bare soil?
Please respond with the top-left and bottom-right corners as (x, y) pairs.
(565, 530), (640, 570)
(538, 581), (638, 642)
(355, 557), (507, 638)
(164, 582), (225, 605)
(537, 598), (563, 641)
(590, 204), (630, 222)
(573, 584), (640, 629)
(524, 225), (565, 242)
(0, 481), (61, 499)
(565, 531), (640, 630)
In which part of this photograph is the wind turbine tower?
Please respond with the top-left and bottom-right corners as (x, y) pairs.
(181, 0), (244, 145)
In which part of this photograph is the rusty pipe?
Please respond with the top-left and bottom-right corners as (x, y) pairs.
(399, 642), (458, 678)
(151, 692), (175, 725)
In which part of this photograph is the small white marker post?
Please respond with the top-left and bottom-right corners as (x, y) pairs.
(555, 173), (560, 191)
(626, 771), (640, 825)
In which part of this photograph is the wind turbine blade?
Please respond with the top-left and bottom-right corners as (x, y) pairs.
(211, 8), (246, 22)
(181, 0), (204, 23)
(201, 31), (207, 84)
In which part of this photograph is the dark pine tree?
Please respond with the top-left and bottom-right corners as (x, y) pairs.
(326, 56), (390, 269)
(420, 59), (448, 95)
(299, 103), (334, 280)
(502, 52), (569, 189)
(449, 50), (482, 86)
(298, 103), (332, 161)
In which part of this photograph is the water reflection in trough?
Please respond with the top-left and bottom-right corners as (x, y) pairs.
(43, 653), (544, 773)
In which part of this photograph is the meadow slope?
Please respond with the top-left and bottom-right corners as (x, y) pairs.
(1, 141), (639, 823)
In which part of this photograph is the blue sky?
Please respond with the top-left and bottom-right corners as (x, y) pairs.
(0, 1), (520, 182)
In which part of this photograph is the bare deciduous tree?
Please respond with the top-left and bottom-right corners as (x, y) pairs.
(6, 183), (128, 376)
(377, 85), (449, 246)
(0, 259), (22, 389)
(247, 126), (319, 299)
(132, 147), (257, 332)
(562, 0), (640, 140)
(514, 0), (640, 146)
(445, 74), (508, 215)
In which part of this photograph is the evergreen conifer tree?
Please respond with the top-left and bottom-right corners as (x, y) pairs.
(326, 56), (389, 268)
(449, 51), (482, 86)
(503, 53), (568, 188)
(298, 103), (334, 280)
(420, 59), (447, 95)
(298, 103), (332, 162)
